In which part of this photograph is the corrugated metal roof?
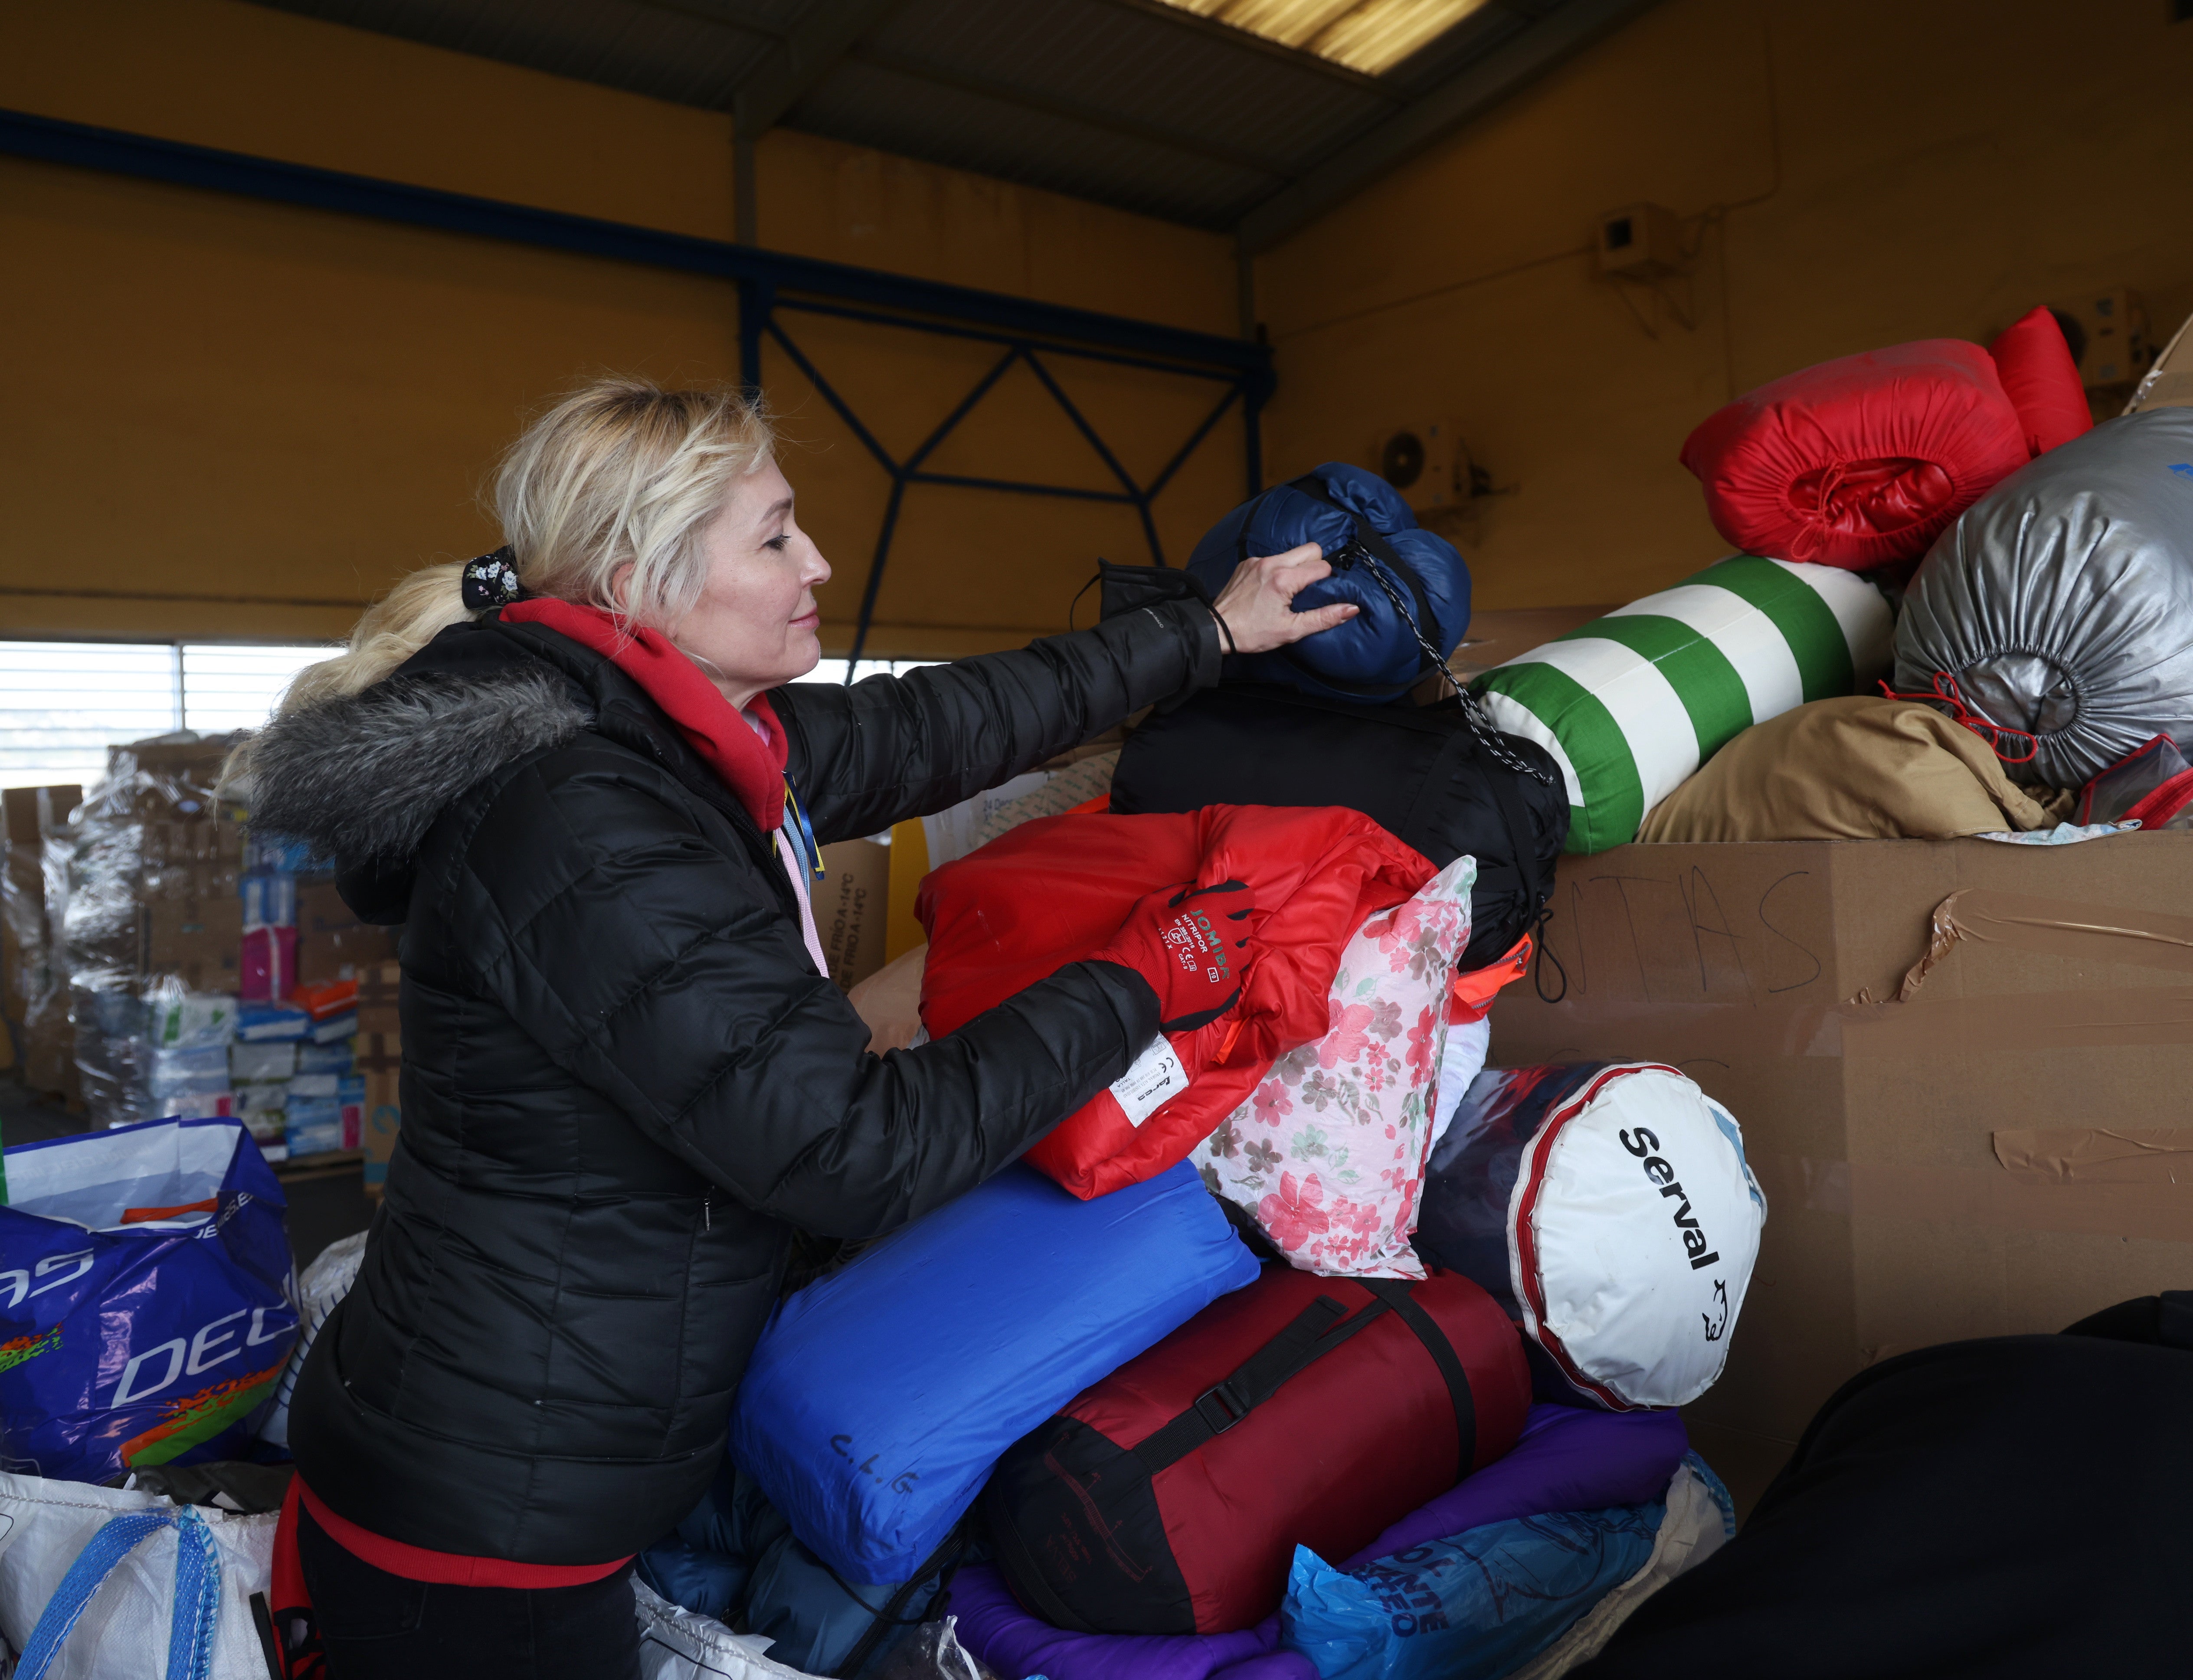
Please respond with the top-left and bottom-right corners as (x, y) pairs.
(248, 0), (1638, 231)
(262, 0), (790, 108)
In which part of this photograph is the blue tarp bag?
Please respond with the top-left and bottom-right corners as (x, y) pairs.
(0, 1117), (297, 1483)
(1186, 463), (1471, 703)
(1279, 1453), (1735, 1680)
(730, 1161), (1259, 1585)
(1281, 1504), (1660, 1680)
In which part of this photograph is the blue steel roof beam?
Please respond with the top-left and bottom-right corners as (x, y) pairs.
(762, 319), (903, 476)
(1142, 383), (1243, 502)
(773, 298), (1241, 384)
(0, 108), (1271, 377)
(1019, 350), (1146, 501)
(904, 472), (1139, 504)
(900, 348), (1024, 475)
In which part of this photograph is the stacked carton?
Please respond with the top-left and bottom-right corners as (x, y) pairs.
(46, 730), (398, 1139)
(60, 734), (245, 1123)
(357, 962), (400, 1191)
(2, 784), (82, 1096)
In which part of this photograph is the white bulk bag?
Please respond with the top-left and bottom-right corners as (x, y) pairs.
(0, 1470), (275, 1680)
(1417, 1062), (1766, 1409)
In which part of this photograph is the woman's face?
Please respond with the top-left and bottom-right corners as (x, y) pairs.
(658, 459), (831, 704)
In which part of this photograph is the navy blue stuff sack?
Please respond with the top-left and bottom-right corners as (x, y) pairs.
(0, 1117), (297, 1483)
(1187, 463), (1471, 703)
(730, 1161), (1258, 1586)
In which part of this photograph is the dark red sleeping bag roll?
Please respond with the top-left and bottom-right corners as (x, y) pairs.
(983, 1266), (1531, 1636)
(1680, 338), (2031, 569)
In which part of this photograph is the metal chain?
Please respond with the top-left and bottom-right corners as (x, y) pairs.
(1336, 540), (1558, 786)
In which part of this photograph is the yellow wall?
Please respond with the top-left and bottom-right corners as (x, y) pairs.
(1254, 0), (2193, 612)
(0, 0), (1242, 652)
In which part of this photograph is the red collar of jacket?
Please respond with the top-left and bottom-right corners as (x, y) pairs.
(501, 599), (786, 832)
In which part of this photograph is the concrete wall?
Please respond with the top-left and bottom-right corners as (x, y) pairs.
(1253, 0), (2193, 611)
(0, 0), (1243, 652)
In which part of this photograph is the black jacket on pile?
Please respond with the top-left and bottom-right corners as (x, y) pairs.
(249, 603), (1218, 1565)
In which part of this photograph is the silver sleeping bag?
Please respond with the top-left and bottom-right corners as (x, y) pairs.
(1895, 408), (2193, 788)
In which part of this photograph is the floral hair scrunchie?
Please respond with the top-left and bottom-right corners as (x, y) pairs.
(460, 547), (529, 610)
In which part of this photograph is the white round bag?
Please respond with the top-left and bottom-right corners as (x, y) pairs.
(1417, 1061), (1767, 1409)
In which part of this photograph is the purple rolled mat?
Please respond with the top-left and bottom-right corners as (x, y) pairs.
(1342, 1401), (1689, 1567)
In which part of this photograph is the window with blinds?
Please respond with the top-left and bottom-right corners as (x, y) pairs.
(0, 641), (335, 792)
(0, 644), (945, 793)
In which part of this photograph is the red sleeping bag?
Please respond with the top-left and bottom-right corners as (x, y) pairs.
(1988, 306), (2092, 458)
(917, 805), (1432, 1200)
(1680, 338), (2033, 569)
(983, 1265), (1532, 1635)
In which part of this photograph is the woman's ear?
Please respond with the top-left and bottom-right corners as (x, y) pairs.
(608, 561), (636, 616)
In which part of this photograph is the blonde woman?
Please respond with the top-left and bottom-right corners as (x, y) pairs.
(243, 378), (1353, 1679)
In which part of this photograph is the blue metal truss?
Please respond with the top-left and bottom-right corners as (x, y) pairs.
(0, 107), (1273, 671)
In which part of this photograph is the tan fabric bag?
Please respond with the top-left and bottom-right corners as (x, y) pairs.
(1641, 698), (2068, 842)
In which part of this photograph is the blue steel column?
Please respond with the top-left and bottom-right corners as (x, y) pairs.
(737, 278), (771, 395)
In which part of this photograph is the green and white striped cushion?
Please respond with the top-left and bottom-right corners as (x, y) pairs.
(1473, 557), (1893, 853)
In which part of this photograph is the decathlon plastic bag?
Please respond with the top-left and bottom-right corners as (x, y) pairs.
(0, 1118), (297, 1484)
(1895, 408), (2193, 789)
(0, 1467), (278, 1680)
(1278, 1455), (1734, 1680)
(1414, 1064), (1765, 1410)
(730, 1161), (1257, 1586)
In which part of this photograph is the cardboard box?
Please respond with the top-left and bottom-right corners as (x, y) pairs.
(294, 881), (399, 983)
(142, 897), (244, 991)
(357, 1029), (402, 1190)
(2125, 306), (2193, 415)
(3, 786), (79, 1030)
(23, 1007), (72, 1096)
(1489, 834), (2193, 1498)
(815, 839), (889, 992)
(357, 961), (400, 1037)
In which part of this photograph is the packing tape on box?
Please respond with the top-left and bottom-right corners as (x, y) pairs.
(1506, 986), (2193, 1066)
(1992, 1128), (2193, 1184)
(1750, 1151), (2193, 1243)
(1865, 888), (2193, 1003)
(1515, 882), (2193, 1062)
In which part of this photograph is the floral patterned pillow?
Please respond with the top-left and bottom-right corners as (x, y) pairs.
(1201, 854), (1477, 1278)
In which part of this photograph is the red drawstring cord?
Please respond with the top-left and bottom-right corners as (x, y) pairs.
(1878, 671), (2041, 765)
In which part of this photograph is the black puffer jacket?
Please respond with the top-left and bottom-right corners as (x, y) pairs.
(249, 603), (1218, 1565)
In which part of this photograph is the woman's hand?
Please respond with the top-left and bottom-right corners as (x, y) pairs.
(1209, 541), (1358, 655)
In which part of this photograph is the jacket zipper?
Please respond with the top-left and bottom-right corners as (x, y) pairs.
(703, 1193), (712, 1232)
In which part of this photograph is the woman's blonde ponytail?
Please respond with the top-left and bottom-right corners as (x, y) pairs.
(230, 377), (772, 791)
(284, 561), (479, 711)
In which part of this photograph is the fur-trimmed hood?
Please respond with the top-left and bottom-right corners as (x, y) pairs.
(247, 664), (593, 869)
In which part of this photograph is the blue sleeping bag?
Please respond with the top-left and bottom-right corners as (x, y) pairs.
(1186, 462), (1471, 703)
(730, 1161), (1259, 1585)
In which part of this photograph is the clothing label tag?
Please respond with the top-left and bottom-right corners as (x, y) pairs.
(1110, 1036), (1189, 1127)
